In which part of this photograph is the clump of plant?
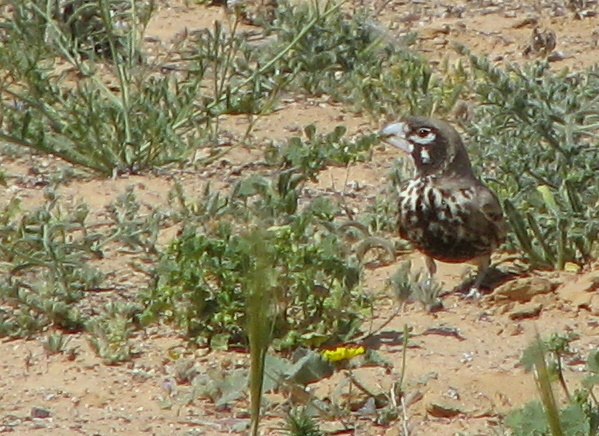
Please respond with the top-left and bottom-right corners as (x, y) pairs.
(265, 124), (378, 180)
(0, 0), (212, 174)
(12, 0), (153, 61)
(142, 164), (371, 349)
(459, 46), (599, 269)
(42, 331), (73, 355)
(178, 20), (288, 120)
(0, 188), (161, 363)
(59, 0), (153, 60)
(505, 333), (599, 435)
(263, 0), (466, 117)
(264, 0), (389, 96)
(387, 260), (443, 311)
(142, 201), (366, 349)
(285, 406), (324, 436)
(0, 193), (103, 336)
(2, 0), (400, 174)
(87, 301), (142, 364)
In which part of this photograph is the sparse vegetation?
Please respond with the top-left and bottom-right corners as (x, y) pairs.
(1, 0), (599, 434)
(141, 172), (369, 349)
(506, 333), (599, 436)
(0, 187), (156, 360)
(459, 46), (599, 269)
(388, 260), (443, 311)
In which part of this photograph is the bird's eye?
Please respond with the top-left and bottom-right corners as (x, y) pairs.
(416, 127), (431, 137)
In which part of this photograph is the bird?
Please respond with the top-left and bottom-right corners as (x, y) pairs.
(379, 116), (508, 295)
(523, 27), (557, 58)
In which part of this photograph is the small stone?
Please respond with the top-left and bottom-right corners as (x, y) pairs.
(4, 415), (22, 427)
(489, 277), (557, 302)
(512, 14), (540, 28)
(404, 390), (424, 407)
(547, 51), (567, 62)
(508, 302), (543, 320)
(553, 7), (567, 17)
(557, 270), (599, 308)
(231, 419), (250, 432)
(235, 410), (251, 419)
(423, 25), (451, 38)
(505, 322), (524, 336)
(357, 397), (377, 416)
(426, 401), (461, 418)
(493, 302), (514, 315)
(31, 407), (51, 419)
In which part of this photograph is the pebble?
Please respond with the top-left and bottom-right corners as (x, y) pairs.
(557, 270), (599, 309)
(489, 276), (558, 303)
(426, 401), (462, 418)
(31, 406), (51, 419)
(508, 302), (543, 320)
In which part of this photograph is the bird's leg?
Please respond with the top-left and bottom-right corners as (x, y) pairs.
(424, 255), (436, 282)
(420, 255), (443, 310)
(467, 254), (491, 298)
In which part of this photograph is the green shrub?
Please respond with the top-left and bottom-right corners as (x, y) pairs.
(142, 130), (376, 349)
(0, 194), (102, 336)
(505, 334), (599, 436)
(460, 47), (599, 268)
(263, 1), (466, 117)
(142, 197), (366, 349)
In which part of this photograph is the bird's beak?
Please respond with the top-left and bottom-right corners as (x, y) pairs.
(379, 122), (413, 154)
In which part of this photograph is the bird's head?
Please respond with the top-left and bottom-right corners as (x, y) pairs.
(379, 117), (473, 178)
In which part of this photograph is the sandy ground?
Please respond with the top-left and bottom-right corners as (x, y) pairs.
(1, 1), (599, 435)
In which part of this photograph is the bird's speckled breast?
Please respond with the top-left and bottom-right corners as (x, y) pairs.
(397, 177), (496, 262)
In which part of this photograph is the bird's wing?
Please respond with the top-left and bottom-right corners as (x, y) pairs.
(474, 187), (509, 242)
(443, 176), (508, 243)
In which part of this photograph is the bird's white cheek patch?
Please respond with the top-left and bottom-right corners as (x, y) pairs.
(420, 148), (431, 164)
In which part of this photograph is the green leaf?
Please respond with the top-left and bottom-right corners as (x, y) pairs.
(210, 333), (231, 351)
(537, 185), (560, 215)
(559, 403), (590, 436)
(520, 338), (545, 372)
(504, 401), (548, 435)
(581, 373), (599, 389)
(284, 350), (334, 385)
(586, 348), (599, 373)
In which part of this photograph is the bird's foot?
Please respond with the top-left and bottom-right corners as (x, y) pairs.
(463, 287), (482, 299)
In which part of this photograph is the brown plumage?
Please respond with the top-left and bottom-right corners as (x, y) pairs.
(380, 116), (508, 293)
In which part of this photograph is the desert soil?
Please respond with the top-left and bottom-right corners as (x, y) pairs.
(1, 1), (599, 435)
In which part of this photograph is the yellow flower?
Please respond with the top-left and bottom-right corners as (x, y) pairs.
(320, 345), (366, 362)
